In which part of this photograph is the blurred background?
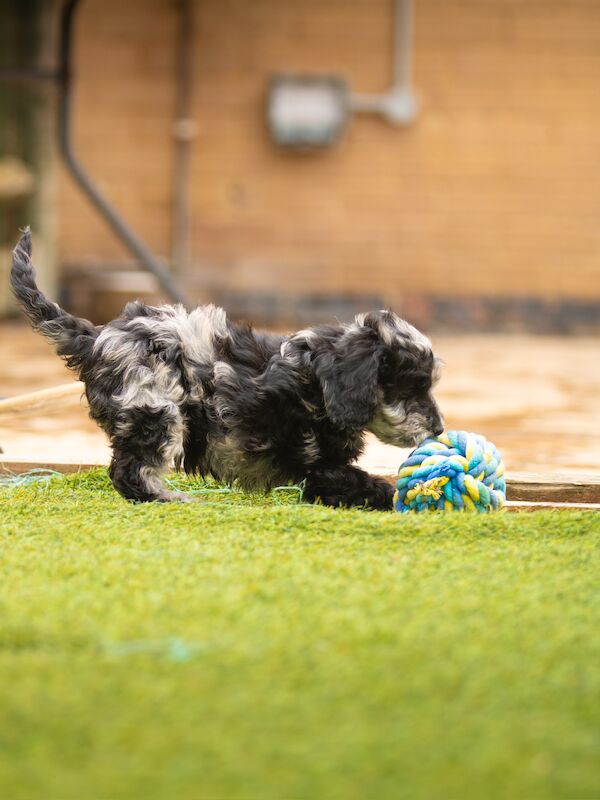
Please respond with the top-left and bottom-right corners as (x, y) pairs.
(1, 0), (599, 473)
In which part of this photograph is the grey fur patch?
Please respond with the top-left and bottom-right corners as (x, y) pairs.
(205, 433), (285, 492)
(367, 399), (432, 447)
(354, 311), (431, 350)
(302, 431), (321, 463)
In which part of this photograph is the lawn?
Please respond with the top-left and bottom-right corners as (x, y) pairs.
(0, 470), (599, 799)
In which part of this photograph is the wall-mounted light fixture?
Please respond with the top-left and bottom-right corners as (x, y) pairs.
(267, 75), (349, 149)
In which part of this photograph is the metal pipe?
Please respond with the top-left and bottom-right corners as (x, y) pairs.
(57, 0), (191, 308)
(349, 0), (418, 125)
(171, 0), (196, 276)
(392, 0), (413, 88)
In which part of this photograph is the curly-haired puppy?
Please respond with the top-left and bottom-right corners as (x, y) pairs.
(11, 229), (444, 508)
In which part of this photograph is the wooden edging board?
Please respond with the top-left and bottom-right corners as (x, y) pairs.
(505, 471), (600, 504)
(1, 458), (599, 510)
(505, 500), (600, 512)
(378, 470), (600, 506)
(0, 382), (85, 418)
(0, 457), (104, 474)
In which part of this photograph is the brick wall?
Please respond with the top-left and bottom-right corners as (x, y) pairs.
(58, 0), (600, 327)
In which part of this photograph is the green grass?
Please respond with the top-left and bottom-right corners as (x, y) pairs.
(0, 470), (599, 800)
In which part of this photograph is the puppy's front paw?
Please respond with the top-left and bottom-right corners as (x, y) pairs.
(365, 479), (395, 511)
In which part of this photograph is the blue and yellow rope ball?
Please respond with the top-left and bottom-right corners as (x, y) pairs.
(394, 430), (506, 513)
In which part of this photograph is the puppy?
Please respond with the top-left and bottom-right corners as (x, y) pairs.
(11, 229), (444, 508)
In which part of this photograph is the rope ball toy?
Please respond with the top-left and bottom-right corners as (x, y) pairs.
(394, 430), (506, 513)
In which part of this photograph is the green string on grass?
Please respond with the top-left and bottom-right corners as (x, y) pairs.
(164, 476), (308, 505)
(0, 469), (63, 489)
(271, 478), (307, 505)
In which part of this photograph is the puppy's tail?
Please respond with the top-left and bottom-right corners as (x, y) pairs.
(11, 228), (100, 374)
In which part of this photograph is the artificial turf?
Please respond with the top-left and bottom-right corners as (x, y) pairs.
(0, 470), (599, 799)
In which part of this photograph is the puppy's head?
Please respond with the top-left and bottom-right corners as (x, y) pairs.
(312, 310), (444, 446)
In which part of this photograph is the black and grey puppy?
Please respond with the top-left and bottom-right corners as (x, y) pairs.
(11, 229), (444, 508)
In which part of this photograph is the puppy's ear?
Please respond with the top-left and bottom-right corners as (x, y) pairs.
(314, 327), (382, 429)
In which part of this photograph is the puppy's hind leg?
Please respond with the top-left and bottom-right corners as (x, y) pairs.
(109, 403), (190, 502)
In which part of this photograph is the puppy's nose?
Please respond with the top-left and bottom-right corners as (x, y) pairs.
(432, 421), (445, 436)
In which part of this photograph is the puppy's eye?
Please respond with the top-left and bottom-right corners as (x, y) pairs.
(413, 378), (431, 394)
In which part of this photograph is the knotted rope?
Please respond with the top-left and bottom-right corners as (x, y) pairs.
(394, 430), (506, 513)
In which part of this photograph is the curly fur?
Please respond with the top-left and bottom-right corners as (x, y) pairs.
(11, 229), (444, 509)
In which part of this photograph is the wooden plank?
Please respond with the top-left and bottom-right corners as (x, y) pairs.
(506, 471), (600, 504)
(506, 500), (600, 512)
(378, 471), (600, 505)
(0, 457), (104, 475)
(0, 382), (85, 417)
